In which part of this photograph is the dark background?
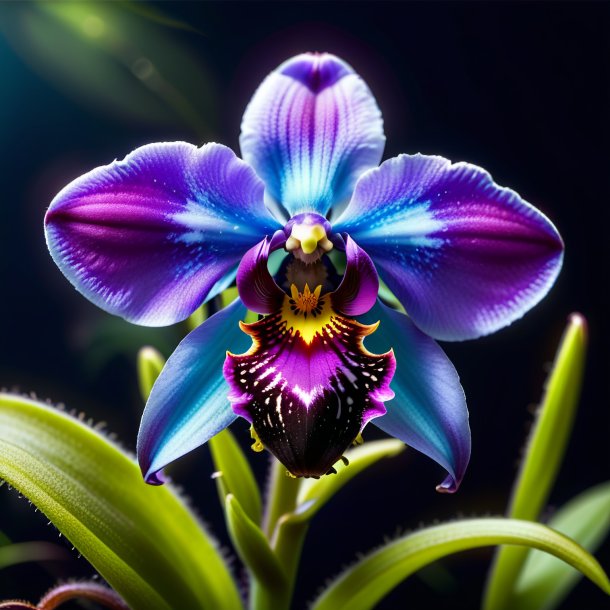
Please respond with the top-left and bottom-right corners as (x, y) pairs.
(0, 2), (608, 609)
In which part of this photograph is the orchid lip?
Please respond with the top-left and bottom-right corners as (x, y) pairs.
(224, 297), (395, 478)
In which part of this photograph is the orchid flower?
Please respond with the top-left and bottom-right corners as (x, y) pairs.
(44, 53), (563, 492)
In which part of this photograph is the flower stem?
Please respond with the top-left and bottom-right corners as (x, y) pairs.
(268, 516), (309, 609)
(262, 458), (301, 538)
(250, 458), (305, 610)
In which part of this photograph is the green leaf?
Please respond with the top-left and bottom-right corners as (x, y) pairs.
(0, 542), (69, 570)
(483, 313), (587, 610)
(0, 393), (242, 610)
(136, 346), (165, 402)
(74, 315), (179, 378)
(262, 459), (302, 538)
(377, 280), (405, 313)
(225, 494), (285, 591)
(294, 440), (405, 521)
(250, 442), (405, 610)
(513, 481), (610, 610)
(311, 518), (610, 610)
(221, 287), (239, 309)
(0, 2), (216, 137)
(185, 302), (209, 333)
(209, 428), (262, 524)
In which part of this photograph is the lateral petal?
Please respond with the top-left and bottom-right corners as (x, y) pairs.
(361, 301), (470, 492)
(137, 299), (251, 484)
(45, 142), (280, 326)
(335, 154), (563, 341)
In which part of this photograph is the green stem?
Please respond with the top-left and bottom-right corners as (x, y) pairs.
(262, 458), (301, 538)
(250, 459), (304, 610)
(272, 517), (309, 606)
(249, 518), (309, 610)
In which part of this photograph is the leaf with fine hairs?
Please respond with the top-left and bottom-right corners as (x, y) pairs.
(483, 314), (587, 610)
(225, 494), (285, 591)
(0, 393), (242, 610)
(311, 518), (610, 610)
(512, 481), (610, 610)
(210, 428), (262, 524)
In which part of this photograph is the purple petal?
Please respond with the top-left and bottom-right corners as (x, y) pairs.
(236, 235), (286, 314)
(360, 301), (470, 492)
(224, 297), (395, 477)
(335, 154), (564, 341)
(240, 53), (385, 219)
(137, 299), (251, 484)
(332, 235), (379, 316)
(45, 142), (281, 326)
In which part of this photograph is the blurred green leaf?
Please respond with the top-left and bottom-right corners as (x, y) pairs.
(121, 2), (203, 34)
(377, 280), (405, 313)
(0, 541), (69, 570)
(80, 315), (179, 378)
(294, 439), (405, 522)
(185, 302), (210, 333)
(0, 393), (242, 610)
(0, 1), (216, 135)
(513, 481), (610, 610)
(483, 313), (587, 610)
(210, 428), (262, 524)
(225, 494), (285, 592)
(312, 518), (610, 610)
(221, 287), (239, 309)
(136, 346), (165, 402)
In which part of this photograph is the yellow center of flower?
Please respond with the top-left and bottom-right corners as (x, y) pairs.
(291, 283), (321, 314)
(285, 223), (333, 259)
(281, 283), (333, 344)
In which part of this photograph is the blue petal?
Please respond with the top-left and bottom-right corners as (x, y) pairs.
(336, 154), (563, 341)
(45, 143), (281, 326)
(240, 53), (385, 219)
(137, 298), (251, 484)
(360, 301), (470, 492)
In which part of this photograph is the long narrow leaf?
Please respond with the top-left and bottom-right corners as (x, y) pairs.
(484, 313), (587, 610)
(0, 393), (242, 610)
(137, 346), (166, 402)
(0, 542), (69, 570)
(513, 481), (610, 610)
(210, 429), (262, 524)
(312, 518), (610, 610)
(225, 494), (285, 591)
(137, 340), (262, 524)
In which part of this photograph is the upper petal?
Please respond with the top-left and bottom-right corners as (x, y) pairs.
(335, 154), (564, 341)
(360, 301), (470, 492)
(45, 142), (281, 326)
(240, 53), (385, 219)
(137, 298), (251, 484)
